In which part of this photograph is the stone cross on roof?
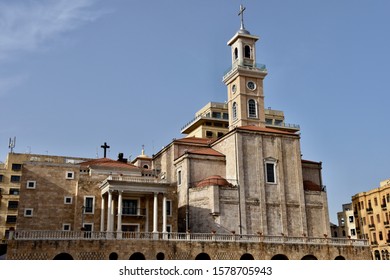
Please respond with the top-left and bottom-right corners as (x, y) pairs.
(100, 142), (110, 158)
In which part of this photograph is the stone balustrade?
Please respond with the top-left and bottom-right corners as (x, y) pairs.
(13, 230), (369, 246)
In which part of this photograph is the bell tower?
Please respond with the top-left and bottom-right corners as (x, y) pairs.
(222, 5), (267, 130)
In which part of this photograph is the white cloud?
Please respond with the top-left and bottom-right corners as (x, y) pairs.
(0, 0), (104, 60)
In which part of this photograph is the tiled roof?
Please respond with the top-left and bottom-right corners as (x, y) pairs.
(174, 137), (215, 145)
(238, 125), (297, 136)
(187, 148), (225, 157)
(196, 175), (232, 188)
(80, 158), (139, 170)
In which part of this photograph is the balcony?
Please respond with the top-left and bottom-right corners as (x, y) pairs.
(122, 208), (146, 217)
(366, 207), (373, 214)
(223, 62), (267, 81)
(368, 224), (375, 230)
(381, 203), (387, 210)
(266, 123), (300, 133)
(384, 221), (390, 228)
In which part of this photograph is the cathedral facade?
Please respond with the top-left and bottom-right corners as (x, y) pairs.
(2, 7), (370, 260)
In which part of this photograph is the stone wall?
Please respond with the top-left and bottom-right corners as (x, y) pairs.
(5, 239), (371, 260)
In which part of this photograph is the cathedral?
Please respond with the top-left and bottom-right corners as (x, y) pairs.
(0, 6), (369, 260)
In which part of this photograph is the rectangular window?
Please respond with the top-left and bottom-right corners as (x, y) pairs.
(63, 224), (71, 231)
(0, 174), (3, 182)
(377, 214), (381, 223)
(6, 215), (17, 223)
(212, 112), (221, 119)
(65, 171), (74, 180)
(26, 181), (36, 189)
(24, 208), (33, 217)
(123, 199), (138, 215)
(374, 197), (378, 206)
(64, 196), (73, 204)
(83, 223), (93, 232)
(206, 131), (213, 138)
(10, 175), (21, 183)
(9, 188), (19, 195)
(349, 216), (354, 223)
(265, 162), (276, 183)
(222, 113), (229, 120)
(166, 200), (172, 216)
(8, 201), (18, 209)
(177, 170), (182, 186)
(11, 164), (22, 171)
(84, 196), (95, 214)
(351, 229), (356, 236)
(274, 119), (283, 126)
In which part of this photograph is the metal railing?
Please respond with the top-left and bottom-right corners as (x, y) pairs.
(12, 230), (369, 246)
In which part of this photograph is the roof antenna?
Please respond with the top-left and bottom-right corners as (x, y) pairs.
(8, 137), (16, 153)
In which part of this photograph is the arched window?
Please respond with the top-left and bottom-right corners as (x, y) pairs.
(248, 99), (257, 118)
(234, 48), (238, 60)
(244, 45), (251, 58)
(232, 102), (237, 121)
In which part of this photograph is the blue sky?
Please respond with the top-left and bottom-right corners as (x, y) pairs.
(1, 0), (390, 223)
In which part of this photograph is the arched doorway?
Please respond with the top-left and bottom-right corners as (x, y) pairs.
(334, 256), (346, 260)
(301, 255), (318, 260)
(240, 253), (254, 260)
(109, 252), (118, 260)
(271, 254), (289, 260)
(129, 252), (146, 260)
(374, 250), (380, 260)
(195, 253), (211, 260)
(156, 252), (165, 260)
(53, 253), (73, 260)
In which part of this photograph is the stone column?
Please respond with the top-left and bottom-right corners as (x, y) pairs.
(145, 198), (149, 233)
(117, 191), (123, 238)
(107, 190), (112, 233)
(153, 193), (158, 238)
(110, 199), (115, 232)
(162, 194), (167, 239)
(100, 195), (105, 232)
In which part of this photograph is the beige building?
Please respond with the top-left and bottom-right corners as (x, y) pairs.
(0, 153), (90, 239)
(334, 203), (357, 239)
(352, 179), (390, 260)
(16, 154), (177, 236)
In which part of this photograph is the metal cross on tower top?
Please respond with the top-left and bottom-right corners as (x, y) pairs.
(238, 4), (246, 30)
(101, 142), (110, 158)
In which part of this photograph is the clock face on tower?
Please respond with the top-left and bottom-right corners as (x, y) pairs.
(247, 81), (256, 90)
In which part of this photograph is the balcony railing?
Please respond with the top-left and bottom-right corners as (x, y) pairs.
(223, 62), (267, 80)
(12, 231), (369, 247)
(107, 175), (168, 184)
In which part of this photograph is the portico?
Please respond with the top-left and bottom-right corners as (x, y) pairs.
(99, 175), (172, 236)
